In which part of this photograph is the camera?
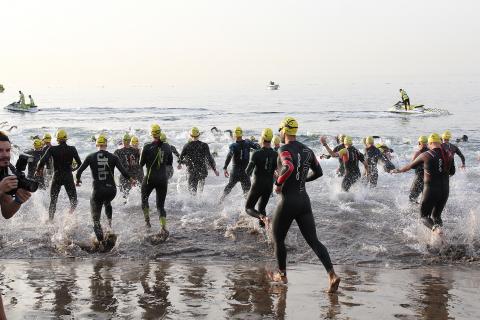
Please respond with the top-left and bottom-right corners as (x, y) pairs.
(2, 161), (39, 196)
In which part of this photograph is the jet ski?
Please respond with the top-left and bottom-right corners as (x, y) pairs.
(389, 101), (424, 114)
(268, 81), (280, 90)
(4, 102), (39, 113)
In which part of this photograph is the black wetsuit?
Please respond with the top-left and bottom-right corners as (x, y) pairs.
(76, 150), (130, 242)
(409, 146), (428, 202)
(114, 147), (141, 198)
(24, 149), (45, 189)
(364, 145), (383, 187)
(442, 142), (465, 175)
(171, 145), (180, 159)
(341, 146), (365, 191)
(37, 142), (82, 219)
(179, 140), (216, 194)
(244, 147), (278, 226)
(222, 139), (259, 198)
(41, 144), (54, 185)
(420, 147), (453, 229)
(333, 144), (345, 176)
(140, 141), (173, 224)
(273, 141), (333, 274)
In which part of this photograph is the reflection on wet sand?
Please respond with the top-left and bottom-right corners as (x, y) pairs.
(0, 260), (479, 319)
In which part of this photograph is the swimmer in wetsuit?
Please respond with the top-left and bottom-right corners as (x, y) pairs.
(140, 124), (173, 233)
(271, 116), (340, 293)
(178, 127), (219, 194)
(22, 139), (46, 189)
(76, 135), (135, 245)
(441, 130), (466, 172)
(409, 136), (429, 203)
(393, 133), (454, 233)
(363, 136), (388, 187)
(321, 135), (368, 191)
(36, 129), (82, 220)
(322, 134), (346, 177)
(244, 128), (277, 228)
(220, 127), (260, 201)
(114, 133), (140, 199)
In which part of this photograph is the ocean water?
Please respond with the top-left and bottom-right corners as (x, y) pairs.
(0, 78), (479, 267)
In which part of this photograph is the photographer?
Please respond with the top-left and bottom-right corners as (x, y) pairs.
(0, 132), (32, 219)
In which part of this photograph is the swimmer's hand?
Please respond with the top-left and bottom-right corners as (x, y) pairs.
(391, 169), (400, 174)
(224, 169), (229, 178)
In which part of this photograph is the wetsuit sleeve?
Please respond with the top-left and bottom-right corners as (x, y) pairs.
(358, 151), (365, 163)
(165, 146), (173, 166)
(36, 146), (52, 170)
(245, 151), (256, 176)
(454, 146), (466, 165)
(179, 144), (188, 165)
(140, 145), (147, 167)
(400, 153), (425, 172)
(250, 140), (260, 150)
(306, 155), (323, 182)
(171, 146), (180, 158)
(76, 154), (91, 181)
(276, 150), (294, 185)
(205, 144), (216, 170)
(411, 149), (422, 162)
(223, 144), (234, 170)
(114, 155), (130, 179)
(72, 147), (82, 171)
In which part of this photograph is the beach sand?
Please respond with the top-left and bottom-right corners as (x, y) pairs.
(1, 259), (479, 319)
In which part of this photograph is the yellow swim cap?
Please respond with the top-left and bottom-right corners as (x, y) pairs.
(418, 135), (428, 144)
(343, 136), (353, 146)
(279, 116), (298, 136)
(160, 132), (167, 142)
(96, 134), (108, 145)
(428, 133), (442, 144)
(190, 127), (200, 137)
(130, 136), (139, 145)
(261, 128), (273, 142)
(442, 130), (452, 140)
(43, 133), (52, 142)
(234, 127), (243, 138)
(123, 133), (131, 142)
(273, 135), (281, 145)
(365, 136), (374, 144)
(33, 139), (43, 149)
(56, 129), (68, 140)
(151, 124), (161, 138)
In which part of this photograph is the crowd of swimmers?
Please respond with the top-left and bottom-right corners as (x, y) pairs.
(0, 116), (468, 293)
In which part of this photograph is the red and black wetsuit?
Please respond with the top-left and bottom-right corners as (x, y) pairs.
(273, 141), (333, 275)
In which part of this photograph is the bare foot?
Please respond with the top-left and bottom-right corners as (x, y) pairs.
(268, 271), (288, 284)
(328, 272), (341, 293)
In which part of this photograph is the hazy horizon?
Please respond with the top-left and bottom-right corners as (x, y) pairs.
(1, 0), (479, 88)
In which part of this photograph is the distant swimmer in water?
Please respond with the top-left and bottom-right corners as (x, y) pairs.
(271, 116), (340, 293)
(178, 127), (219, 194)
(321, 135), (368, 191)
(399, 89), (410, 111)
(455, 135), (468, 143)
(441, 130), (466, 171)
(211, 126), (233, 139)
(36, 129), (82, 220)
(393, 133), (454, 235)
(245, 128), (277, 228)
(409, 136), (429, 203)
(76, 134), (135, 251)
(220, 127), (259, 201)
(321, 134), (346, 177)
(140, 124), (173, 235)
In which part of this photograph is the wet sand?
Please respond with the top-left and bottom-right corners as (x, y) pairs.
(1, 259), (479, 319)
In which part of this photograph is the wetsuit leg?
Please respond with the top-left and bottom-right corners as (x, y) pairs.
(420, 184), (436, 229)
(64, 174), (77, 212)
(295, 199), (333, 272)
(187, 173), (199, 194)
(197, 178), (205, 193)
(90, 194), (104, 242)
(245, 184), (263, 219)
(257, 185), (272, 215)
(368, 169), (378, 187)
(409, 174), (424, 202)
(141, 181), (155, 223)
(119, 175), (131, 199)
(431, 180), (449, 226)
(222, 172), (239, 199)
(155, 180), (168, 218)
(239, 172), (252, 195)
(48, 175), (62, 219)
(342, 173), (360, 192)
(272, 198), (295, 273)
